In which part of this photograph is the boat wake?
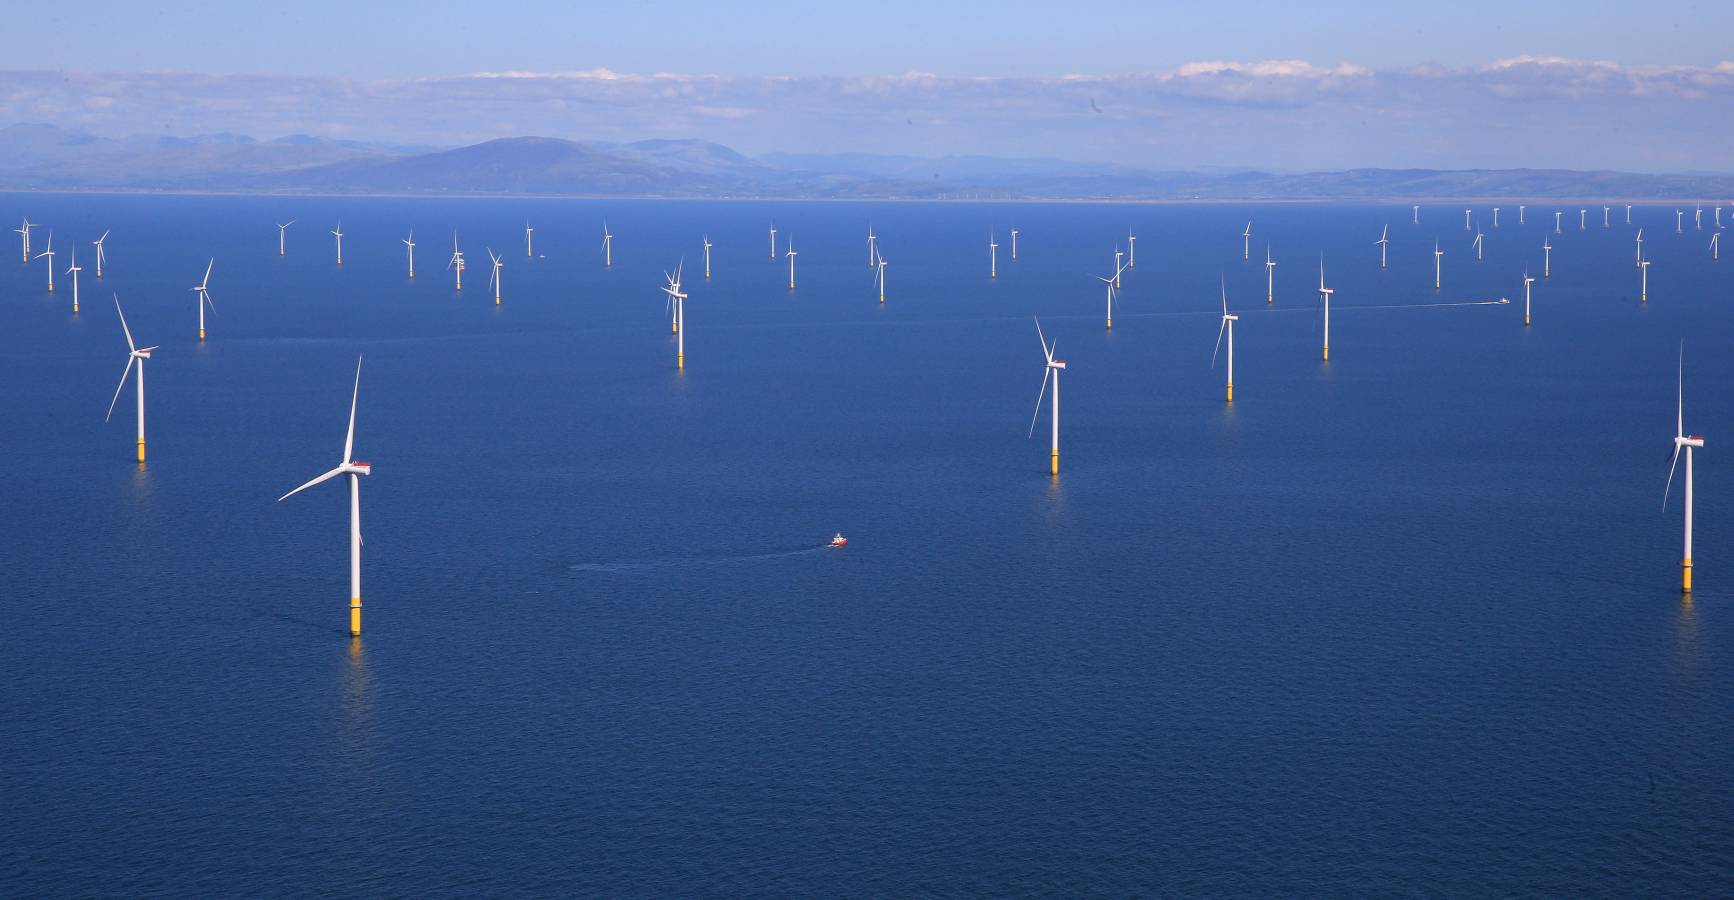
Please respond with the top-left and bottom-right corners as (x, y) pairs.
(568, 543), (832, 574)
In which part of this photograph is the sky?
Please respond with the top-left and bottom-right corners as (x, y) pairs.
(2, 0), (1732, 170)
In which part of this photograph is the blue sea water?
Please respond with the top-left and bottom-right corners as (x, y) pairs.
(1, 193), (1732, 896)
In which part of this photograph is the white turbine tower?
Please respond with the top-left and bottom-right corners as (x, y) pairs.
(662, 262), (687, 369)
(525, 221), (534, 258)
(1675, 209), (1684, 234)
(1377, 225), (1389, 268)
(1640, 258), (1650, 303)
(105, 297), (157, 464)
(1127, 229), (1136, 268)
(1712, 232), (1720, 261)
(768, 222), (777, 260)
(331, 222), (344, 265)
(867, 224), (877, 268)
(1113, 247), (1124, 287)
(1028, 318), (1065, 476)
(1493, 207), (1501, 228)
(487, 248), (503, 306)
(1242, 221), (1252, 260)
(1519, 204), (1526, 225)
(1412, 204), (1420, 225)
(1472, 227), (1484, 262)
(1554, 211), (1562, 234)
(92, 229), (108, 277)
(1579, 208), (1587, 230)
(602, 222), (613, 268)
(448, 232), (465, 291)
(1097, 263), (1125, 330)
(1636, 228), (1645, 268)
(1523, 269), (1535, 327)
(192, 257), (215, 341)
(1433, 239), (1444, 289)
(35, 231), (56, 292)
(989, 232), (998, 278)
(1318, 258), (1334, 361)
(1464, 208), (1472, 231)
(1543, 237), (1552, 278)
(1212, 278), (1239, 403)
(1626, 203), (1633, 224)
(278, 356), (373, 637)
(1265, 244), (1277, 303)
(14, 217), (33, 262)
(65, 244), (81, 315)
(1603, 206), (1611, 228)
(1011, 227), (1019, 261)
(277, 219), (295, 256)
(703, 235), (713, 279)
(786, 240), (798, 290)
(403, 230), (415, 278)
(1695, 203), (1703, 231)
(1665, 344), (1705, 594)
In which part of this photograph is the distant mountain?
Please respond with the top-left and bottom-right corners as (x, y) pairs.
(2, 123), (1731, 200)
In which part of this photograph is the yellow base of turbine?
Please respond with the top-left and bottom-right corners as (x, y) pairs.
(136, 439), (145, 463)
(1050, 451), (1059, 476)
(1322, 346), (1329, 361)
(1106, 319), (1112, 330)
(350, 599), (361, 636)
(1267, 296), (1273, 303)
(199, 329), (205, 341)
(73, 304), (79, 314)
(495, 298), (501, 306)
(1226, 382), (1233, 402)
(1524, 315), (1531, 326)
(677, 353), (684, 370)
(47, 285), (53, 292)
(672, 322), (678, 334)
(1683, 559), (1694, 593)
(1642, 294), (1647, 303)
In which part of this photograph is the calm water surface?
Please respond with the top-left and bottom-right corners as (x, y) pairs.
(2, 194), (1731, 895)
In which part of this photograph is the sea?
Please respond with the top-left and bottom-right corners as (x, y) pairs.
(2, 193), (1731, 896)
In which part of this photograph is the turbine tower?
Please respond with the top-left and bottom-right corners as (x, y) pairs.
(192, 258), (215, 341)
(277, 356), (373, 636)
(703, 235), (713, 279)
(1213, 279), (1238, 403)
(1636, 228), (1644, 268)
(1433, 239), (1444, 289)
(1376, 225), (1389, 268)
(1665, 345), (1705, 594)
(105, 297), (157, 464)
(525, 221), (534, 258)
(1640, 258), (1650, 302)
(35, 231), (55, 292)
(876, 254), (888, 303)
(448, 233), (465, 290)
(1264, 244), (1276, 303)
(277, 219), (295, 256)
(662, 263), (688, 369)
(1318, 259), (1334, 361)
(786, 240), (797, 290)
(66, 244), (81, 314)
(602, 222), (614, 268)
(1028, 318), (1065, 476)
(1242, 221), (1252, 260)
(1127, 229), (1136, 268)
(768, 222), (777, 260)
(1543, 237), (1552, 278)
(867, 224), (877, 268)
(332, 222), (344, 265)
(487, 248), (503, 305)
(403, 230), (415, 278)
(989, 232), (998, 278)
(1011, 227), (1019, 261)
(92, 229), (108, 277)
(1523, 269), (1535, 326)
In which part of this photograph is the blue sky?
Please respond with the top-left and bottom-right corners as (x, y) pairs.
(3, 1), (1732, 170)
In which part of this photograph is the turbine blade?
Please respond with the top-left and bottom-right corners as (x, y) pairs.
(1028, 366), (1052, 439)
(1211, 318), (1227, 369)
(115, 296), (135, 352)
(344, 355), (362, 464)
(1664, 445), (1683, 508)
(278, 465), (346, 503)
(1034, 317), (1052, 364)
(1678, 342), (1685, 438)
(105, 356), (135, 422)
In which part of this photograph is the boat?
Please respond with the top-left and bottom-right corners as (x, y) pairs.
(829, 533), (848, 548)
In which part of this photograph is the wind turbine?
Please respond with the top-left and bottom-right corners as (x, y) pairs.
(192, 258), (215, 341)
(1213, 278), (1239, 403)
(1027, 318), (1065, 476)
(525, 221), (534, 258)
(1376, 224), (1389, 268)
(1717, 207), (1724, 229)
(331, 222), (344, 266)
(1433, 239), (1444, 289)
(15, 217), (33, 262)
(403, 230), (415, 278)
(448, 232), (464, 290)
(277, 219), (295, 256)
(66, 244), (81, 315)
(487, 248), (503, 305)
(105, 297), (157, 464)
(1097, 263), (1125, 330)
(1113, 247), (1123, 287)
(1242, 221), (1252, 260)
(1493, 207), (1501, 228)
(35, 231), (56, 292)
(1603, 206), (1611, 228)
(1695, 203), (1703, 231)
(1636, 228), (1645, 268)
(1011, 227), (1019, 261)
(867, 224), (877, 268)
(602, 222), (613, 268)
(1664, 344), (1706, 594)
(703, 235), (713, 279)
(1543, 236), (1552, 278)
(989, 232), (998, 278)
(1579, 208), (1587, 230)
(1318, 258), (1334, 361)
(1127, 229), (1136, 268)
(1625, 203), (1633, 225)
(768, 223), (777, 260)
(1712, 232), (1721, 261)
(1412, 204), (1420, 225)
(92, 229), (108, 277)
(1675, 209), (1684, 234)
(1264, 244), (1276, 302)
(1640, 258), (1650, 302)
(1522, 269), (1535, 326)
(662, 262), (687, 369)
(1519, 204), (1526, 225)
(787, 240), (798, 290)
(1464, 209), (1472, 231)
(876, 254), (888, 303)
(1472, 226), (1484, 262)
(1554, 211), (1562, 234)
(277, 355), (373, 637)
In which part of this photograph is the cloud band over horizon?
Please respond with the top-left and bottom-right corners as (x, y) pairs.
(4, 57), (1732, 171)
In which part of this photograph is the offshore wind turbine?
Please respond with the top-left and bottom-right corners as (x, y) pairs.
(1636, 228), (1644, 267)
(1519, 204), (1526, 225)
(15, 217), (33, 262)
(66, 244), (81, 315)
(1028, 318), (1065, 476)
(1695, 204), (1703, 230)
(1665, 344), (1705, 594)
(277, 355), (373, 637)
(1579, 208), (1587, 230)
(1640, 258), (1650, 302)
(487, 248), (503, 305)
(1675, 209), (1684, 233)
(525, 221), (534, 258)
(876, 254), (887, 303)
(602, 222), (613, 268)
(192, 258), (215, 341)
(1264, 244), (1276, 302)
(1522, 269), (1535, 326)
(866, 224), (877, 268)
(1554, 211), (1562, 234)
(1412, 204), (1420, 225)
(1113, 247), (1124, 286)
(1318, 258), (1334, 361)
(1011, 227), (1019, 261)
(1242, 221), (1252, 260)
(786, 240), (798, 290)
(403, 230), (415, 278)
(1543, 236), (1552, 278)
(990, 232), (999, 278)
(1717, 207), (1724, 229)
(1433, 239), (1444, 289)
(1603, 206), (1611, 228)
(448, 232), (465, 290)
(35, 231), (56, 292)
(105, 297), (157, 464)
(1625, 203), (1633, 224)
(1376, 224), (1389, 268)
(92, 229), (108, 277)
(277, 219), (295, 256)
(1472, 227), (1484, 262)
(1493, 207), (1501, 228)
(703, 235), (713, 279)
(1712, 232), (1721, 261)
(1212, 278), (1238, 402)
(768, 222), (777, 260)
(662, 262), (687, 369)
(331, 222), (344, 265)
(1097, 263), (1125, 329)
(1464, 209), (1472, 231)
(1127, 229), (1136, 268)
